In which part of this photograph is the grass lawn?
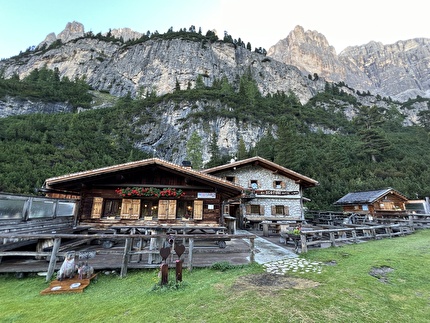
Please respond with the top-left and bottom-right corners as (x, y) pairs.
(1, 230), (430, 322)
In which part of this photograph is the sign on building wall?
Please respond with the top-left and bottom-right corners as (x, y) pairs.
(255, 190), (299, 196)
(197, 192), (216, 199)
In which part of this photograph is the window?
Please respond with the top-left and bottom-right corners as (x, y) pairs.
(271, 205), (289, 215)
(56, 201), (77, 217)
(0, 199), (25, 220)
(225, 176), (236, 183)
(28, 199), (55, 219)
(102, 199), (121, 218)
(275, 205), (284, 214)
(246, 204), (264, 215)
(250, 180), (259, 189)
(273, 180), (284, 189)
(177, 200), (193, 219)
(141, 201), (155, 218)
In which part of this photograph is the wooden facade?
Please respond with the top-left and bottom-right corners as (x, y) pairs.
(333, 188), (409, 217)
(41, 158), (243, 226)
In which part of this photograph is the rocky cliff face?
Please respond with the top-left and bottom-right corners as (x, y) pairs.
(5, 21), (430, 103)
(131, 99), (275, 164)
(0, 22), (320, 105)
(0, 96), (73, 117)
(339, 39), (430, 101)
(268, 25), (430, 101)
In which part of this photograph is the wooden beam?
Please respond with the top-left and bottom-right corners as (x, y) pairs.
(120, 238), (132, 278)
(46, 238), (61, 282)
(249, 237), (255, 263)
(188, 238), (194, 271)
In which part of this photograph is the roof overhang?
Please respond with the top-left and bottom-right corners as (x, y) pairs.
(203, 156), (319, 188)
(43, 158), (243, 198)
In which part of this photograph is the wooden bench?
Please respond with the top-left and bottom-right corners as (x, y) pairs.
(42, 238), (94, 253)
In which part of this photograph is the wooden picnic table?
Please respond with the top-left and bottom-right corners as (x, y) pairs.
(110, 224), (227, 235)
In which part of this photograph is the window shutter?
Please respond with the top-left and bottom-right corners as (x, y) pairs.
(167, 200), (177, 219)
(271, 205), (276, 215)
(259, 205), (265, 215)
(284, 205), (290, 216)
(130, 199), (141, 219)
(91, 197), (103, 219)
(158, 200), (169, 219)
(193, 200), (203, 220)
(273, 181), (276, 189)
(120, 199), (132, 218)
(245, 204), (251, 215)
(281, 181), (286, 189)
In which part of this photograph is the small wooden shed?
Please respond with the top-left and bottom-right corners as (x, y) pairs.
(333, 187), (408, 216)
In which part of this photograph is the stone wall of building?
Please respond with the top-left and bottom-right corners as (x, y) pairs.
(214, 164), (303, 218)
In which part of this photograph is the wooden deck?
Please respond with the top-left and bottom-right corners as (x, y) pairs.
(0, 234), (255, 278)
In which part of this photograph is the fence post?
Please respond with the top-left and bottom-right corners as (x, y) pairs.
(188, 238), (194, 271)
(408, 216), (414, 229)
(249, 237), (255, 262)
(46, 237), (61, 282)
(300, 233), (307, 253)
(352, 229), (357, 243)
(329, 232), (336, 247)
(120, 238), (132, 278)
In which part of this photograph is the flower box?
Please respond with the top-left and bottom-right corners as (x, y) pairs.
(115, 187), (185, 198)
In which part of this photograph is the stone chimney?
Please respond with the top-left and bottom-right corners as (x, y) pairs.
(182, 161), (192, 168)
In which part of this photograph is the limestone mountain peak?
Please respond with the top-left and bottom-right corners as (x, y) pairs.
(38, 21), (85, 49)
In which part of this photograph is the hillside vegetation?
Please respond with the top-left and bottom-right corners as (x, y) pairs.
(1, 71), (430, 209)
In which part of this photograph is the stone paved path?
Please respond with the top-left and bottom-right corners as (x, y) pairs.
(238, 230), (323, 275)
(263, 258), (323, 275)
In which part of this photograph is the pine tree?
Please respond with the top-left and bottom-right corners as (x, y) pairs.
(186, 131), (203, 169)
(353, 105), (390, 162)
(206, 133), (222, 168)
(237, 137), (247, 160)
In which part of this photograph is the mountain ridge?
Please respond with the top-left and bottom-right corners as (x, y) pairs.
(2, 21), (429, 104)
(268, 25), (430, 101)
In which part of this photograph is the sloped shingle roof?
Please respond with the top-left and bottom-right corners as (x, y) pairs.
(43, 158), (243, 196)
(202, 156), (318, 188)
(333, 188), (408, 205)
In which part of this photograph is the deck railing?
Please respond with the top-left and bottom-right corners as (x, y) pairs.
(293, 223), (414, 253)
(0, 232), (256, 281)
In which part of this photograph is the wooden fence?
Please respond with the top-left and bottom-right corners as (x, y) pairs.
(291, 223), (414, 253)
(0, 232), (255, 281)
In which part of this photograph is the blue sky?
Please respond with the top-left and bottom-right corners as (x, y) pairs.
(1, 0), (429, 59)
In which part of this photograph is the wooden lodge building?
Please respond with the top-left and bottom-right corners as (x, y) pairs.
(333, 188), (409, 217)
(41, 158), (244, 228)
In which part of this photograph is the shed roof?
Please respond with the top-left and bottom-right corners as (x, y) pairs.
(202, 156), (319, 188)
(333, 188), (408, 205)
